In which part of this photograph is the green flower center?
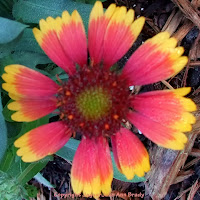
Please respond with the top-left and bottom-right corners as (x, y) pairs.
(76, 87), (111, 120)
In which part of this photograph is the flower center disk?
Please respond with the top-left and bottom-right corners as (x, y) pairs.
(76, 86), (111, 121)
(57, 66), (130, 137)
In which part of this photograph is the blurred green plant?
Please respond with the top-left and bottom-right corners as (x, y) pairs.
(0, 170), (29, 200)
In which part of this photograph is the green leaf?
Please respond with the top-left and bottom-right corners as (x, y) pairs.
(3, 99), (15, 122)
(1, 116), (50, 178)
(0, 117), (53, 187)
(34, 173), (55, 188)
(56, 138), (146, 183)
(0, 52), (51, 75)
(5, 121), (22, 138)
(24, 184), (38, 198)
(57, 138), (79, 161)
(0, 145), (15, 172)
(112, 157), (146, 183)
(0, 0), (14, 18)
(0, 145), (53, 185)
(0, 17), (27, 44)
(2, 98), (22, 139)
(17, 156), (53, 185)
(0, 55), (14, 76)
(11, 29), (51, 68)
(13, 0), (93, 31)
(0, 89), (7, 162)
(14, 28), (45, 54)
(12, 51), (51, 69)
(0, 28), (50, 68)
(0, 33), (23, 59)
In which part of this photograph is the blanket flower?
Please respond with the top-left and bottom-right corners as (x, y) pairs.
(2, 1), (196, 198)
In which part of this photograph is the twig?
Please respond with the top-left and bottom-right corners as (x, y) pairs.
(161, 80), (174, 89)
(162, 10), (183, 35)
(174, 169), (194, 184)
(52, 188), (60, 200)
(189, 148), (200, 157)
(174, 186), (192, 200)
(187, 179), (200, 200)
(183, 157), (200, 169)
(173, 20), (194, 41)
(190, 61), (200, 66)
(172, 0), (200, 29)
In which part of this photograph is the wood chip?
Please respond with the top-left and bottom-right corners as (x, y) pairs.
(172, 0), (200, 29)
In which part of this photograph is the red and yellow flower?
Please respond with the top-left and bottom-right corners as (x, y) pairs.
(2, 1), (196, 198)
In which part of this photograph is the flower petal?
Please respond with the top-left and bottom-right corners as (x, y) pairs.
(33, 11), (87, 75)
(111, 128), (150, 179)
(14, 122), (71, 162)
(33, 20), (75, 75)
(88, 1), (105, 66)
(122, 32), (188, 85)
(88, 1), (145, 68)
(96, 137), (113, 196)
(58, 10), (87, 67)
(71, 137), (100, 198)
(71, 136), (113, 198)
(2, 65), (59, 100)
(128, 88), (196, 150)
(8, 98), (57, 122)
